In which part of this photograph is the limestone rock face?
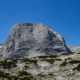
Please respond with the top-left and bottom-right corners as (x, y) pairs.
(0, 23), (70, 59)
(67, 46), (80, 52)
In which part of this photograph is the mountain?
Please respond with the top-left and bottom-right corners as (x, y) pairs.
(0, 23), (70, 59)
(1, 23), (80, 80)
(67, 45), (80, 52)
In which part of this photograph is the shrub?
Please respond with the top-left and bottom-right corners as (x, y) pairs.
(0, 58), (17, 69)
(38, 55), (58, 59)
(37, 74), (45, 77)
(0, 71), (19, 80)
(18, 71), (31, 76)
(73, 64), (80, 71)
(60, 61), (68, 67)
(0, 71), (9, 78)
(65, 57), (72, 61)
(0, 60), (16, 69)
(24, 65), (29, 70)
(44, 59), (54, 64)
(60, 52), (74, 56)
(21, 59), (37, 65)
(69, 60), (80, 64)
(77, 52), (80, 54)
(49, 73), (53, 76)
(54, 59), (62, 61)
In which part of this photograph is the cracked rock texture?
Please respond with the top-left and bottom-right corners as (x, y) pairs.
(0, 23), (70, 59)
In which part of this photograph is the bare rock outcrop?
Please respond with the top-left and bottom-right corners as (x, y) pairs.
(67, 45), (80, 52)
(0, 23), (70, 59)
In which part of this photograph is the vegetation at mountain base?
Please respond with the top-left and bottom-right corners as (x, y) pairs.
(0, 58), (17, 69)
(18, 70), (31, 76)
(38, 55), (59, 59)
(0, 52), (80, 80)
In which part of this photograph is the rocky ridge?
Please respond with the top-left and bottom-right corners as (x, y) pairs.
(67, 45), (80, 52)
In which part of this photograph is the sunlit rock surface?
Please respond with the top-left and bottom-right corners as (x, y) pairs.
(67, 46), (80, 52)
(0, 23), (70, 59)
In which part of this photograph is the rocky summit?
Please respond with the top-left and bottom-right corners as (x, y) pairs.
(0, 23), (70, 59)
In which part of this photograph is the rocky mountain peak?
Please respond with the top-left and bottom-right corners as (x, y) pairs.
(0, 23), (70, 59)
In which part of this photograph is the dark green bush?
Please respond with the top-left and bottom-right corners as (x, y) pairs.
(43, 58), (61, 64)
(0, 58), (17, 69)
(24, 65), (29, 70)
(18, 71), (31, 76)
(73, 64), (80, 71)
(21, 58), (37, 65)
(0, 71), (9, 78)
(49, 73), (53, 76)
(44, 59), (54, 64)
(65, 57), (72, 61)
(38, 55), (58, 59)
(60, 61), (68, 67)
(54, 59), (62, 61)
(0, 61), (16, 69)
(0, 71), (19, 80)
(60, 52), (74, 56)
(7, 76), (19, 80)
(37, 74), (45, 77)
(69, 60), (80, 64)
(77, 52), (80, 54)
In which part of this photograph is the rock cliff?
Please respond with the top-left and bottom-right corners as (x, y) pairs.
(0, 23), (70, 59)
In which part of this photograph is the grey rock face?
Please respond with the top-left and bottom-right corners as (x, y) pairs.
(67, 46), (80, 52)
(0, 23), (70, 59)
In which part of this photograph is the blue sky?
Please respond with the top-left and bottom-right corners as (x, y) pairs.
(0, 0), (80, 46)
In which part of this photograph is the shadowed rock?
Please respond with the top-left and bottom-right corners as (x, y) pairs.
(0, 23), (70, 59)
